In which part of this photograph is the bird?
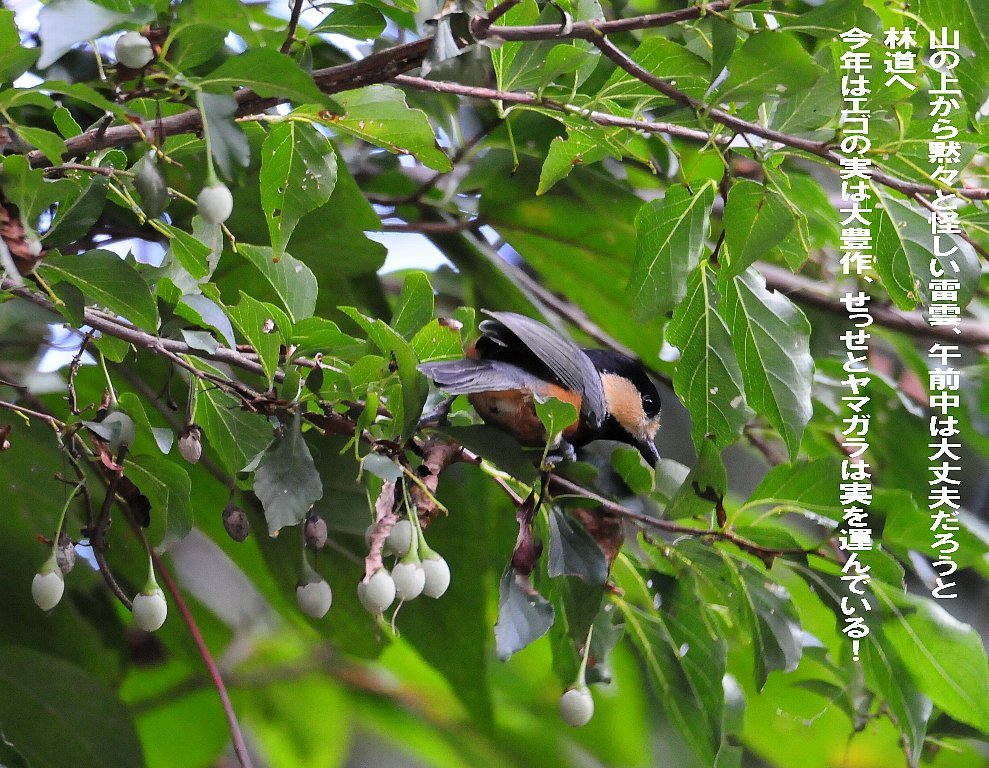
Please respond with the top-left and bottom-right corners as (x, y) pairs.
(418, 311), (661, 466)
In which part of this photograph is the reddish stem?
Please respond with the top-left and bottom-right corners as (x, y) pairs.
(152, 552), (254, 768)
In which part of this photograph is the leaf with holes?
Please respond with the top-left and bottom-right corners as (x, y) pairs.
(722, 268), (813, 459)
(260, 121), (337, 255)
(666, 263), (751, 450)
(321, 86), (451, 172)
(239, 243), (318, 322)
(629, 183), (715, 320)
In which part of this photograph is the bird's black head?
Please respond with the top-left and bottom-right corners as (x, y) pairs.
(582, 349), (661, 466)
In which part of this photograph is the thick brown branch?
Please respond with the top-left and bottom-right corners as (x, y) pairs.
(27, 39), (432, 168)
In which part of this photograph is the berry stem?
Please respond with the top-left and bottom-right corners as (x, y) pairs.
(193, 90), (219, 185)
(52, 481), (85, 556)
(576, 623), (594, 687)
(99, 352), (118, 408)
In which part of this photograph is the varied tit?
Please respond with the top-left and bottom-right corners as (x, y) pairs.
(418, 311), (661, 465)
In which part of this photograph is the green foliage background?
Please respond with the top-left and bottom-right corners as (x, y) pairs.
(1, 0), (988, 767)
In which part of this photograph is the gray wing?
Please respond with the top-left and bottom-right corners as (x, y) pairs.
(479, 311), (606, 428)
(418, 359), (546, 394)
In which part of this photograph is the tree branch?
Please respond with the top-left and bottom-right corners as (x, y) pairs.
(590, 36), (989, 201)
(280, 0), (306, 54)
(477, 0), (761, 41)
(27, 38), (433, 168)
(758, 262), (989, 348)
(393, 74), (716, 145)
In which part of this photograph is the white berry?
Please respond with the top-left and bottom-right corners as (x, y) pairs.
(115, 31), (154, 69)
(197, 183), (233, 225)
(132, 586), (168, 631)
(296, 578), (332, 618)
(421, 554), (450, 598)
(559, 686), (594, 727)
(357, 568), (396, 614)
(32, 567), (64, 611)
(391, 560), (425, 601)
(384, 519), (413, 557)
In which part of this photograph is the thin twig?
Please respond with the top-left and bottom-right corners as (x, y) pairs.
(280, 0), (306, 54)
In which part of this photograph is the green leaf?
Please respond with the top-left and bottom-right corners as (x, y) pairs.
(238, 243), (318, 322)
(0, 155), (74, 225)
(873, 189), (980, 310)
(722, 180), (796, 277)
(125, 454), (193, 549)
(0, 645), (146, 768)
(196, 360), (273, 473)
(200, 49), (331, 105)
(664, 438), (727, 520)
(743, 459), (842, 522)
(538, 123), (615, 195)
(42, 173), (109, 248)
(0, 10), (37, 86)
(312, 3), (386, 39)
(629, 182), (715, 320)
(11, 126), (66, 166)
(861, 630), (932, 768)
(722, 268), (813, 459)
(40, 249), (159, 330)
(611, 446), (653, 495)
(620, 593), (725, 765)
(769, 51), (840, 137)
(666, 263), (752, 450)
(411, 318), (462, 362)
(390, 271), (434, 340)
(260, 121), (337, 254)
(227, 291), (285, 387)
(533, 395), (578, 448)
(494, 565), (555, 660)
(175, 294), (237, 349)
(323, 85), (451, 172)
(875, 585), (989, 733)
(37, 0), (153, 69)
(160, 222), (210, 279)
(253, 412), (323, 535)
(878, 489), (987, 568)
(715, 31), (823, 105)
(679, 541), (802, 690)
(342, 307), (428, 439)
(596, 37), (710, 109)
(547, 507), (608, 584)
(198, 92), (251, 180)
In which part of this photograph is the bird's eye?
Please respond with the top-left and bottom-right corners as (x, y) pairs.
(642, 395), (654, 407)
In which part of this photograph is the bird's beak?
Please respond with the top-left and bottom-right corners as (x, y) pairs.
(635, 438), (660, 467)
